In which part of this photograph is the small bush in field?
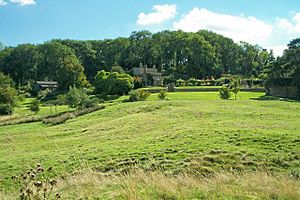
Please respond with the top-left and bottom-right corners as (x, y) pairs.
(230, 78), (240, 100)
(128, 90), (139, 102)
(219, 87), (232, 100)
(158, 90), (167, 100)
(29, 99), (40, 113)
(0, 104), (13, 115)
(65, 85), (92, 108)
(128, 90), (150, 102)
(138, 90), (150, 101)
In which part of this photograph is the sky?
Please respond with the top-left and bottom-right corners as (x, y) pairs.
(0, 0), (300, 56)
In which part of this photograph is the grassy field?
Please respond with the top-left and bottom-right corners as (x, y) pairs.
(0, 98), (72, 125)
(1, 92), (300, 199)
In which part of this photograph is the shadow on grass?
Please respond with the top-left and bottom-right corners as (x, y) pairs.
(251, 95), (300, 103)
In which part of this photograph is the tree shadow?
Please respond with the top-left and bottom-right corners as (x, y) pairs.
(251, 95), (300, 103)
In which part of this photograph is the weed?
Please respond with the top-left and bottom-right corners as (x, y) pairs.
(158, 90), (167, 100)
(12, 164), (60, 200)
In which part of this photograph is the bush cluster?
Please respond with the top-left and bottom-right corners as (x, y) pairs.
(94, 70), (133, 96)
(172, 76), (264, 88)
(158, 90), (167, 100)
(29, 99), (40, 113)
(219, 87), (232, 100)
(65, 86), (98, 109)
(128, 90), (150, 102)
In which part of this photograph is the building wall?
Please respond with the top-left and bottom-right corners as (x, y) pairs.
(133, 67), (162, 86)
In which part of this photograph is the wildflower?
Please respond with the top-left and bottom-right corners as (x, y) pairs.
(55, 193), (61, 199)
(37, 167), (44, 172)
(34, 181), (43, 188)
(50, 179), (57, 186)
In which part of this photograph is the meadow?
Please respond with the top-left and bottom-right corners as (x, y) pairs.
(1, 91), (300, 199)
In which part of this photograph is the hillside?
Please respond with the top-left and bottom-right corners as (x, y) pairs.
(1, 92), (300, 199)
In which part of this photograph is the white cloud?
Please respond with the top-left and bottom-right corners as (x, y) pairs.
(137, 4), (176, 26)
(266, 45), (287, 57)
(173, 8), (273, 45)
(0, 0), (7, 6)
(276, 12), (300, 34)
(10, 0), (36, 6)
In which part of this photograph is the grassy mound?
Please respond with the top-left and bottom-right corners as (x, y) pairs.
(0, 92), (299, 198)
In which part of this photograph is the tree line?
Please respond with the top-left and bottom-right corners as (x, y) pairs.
(266, 38), (300, 90)
(0, 30), (275, 91)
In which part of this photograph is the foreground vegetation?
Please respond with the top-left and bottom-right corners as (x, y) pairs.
(2, 170), (300, 199)
(0, 92), (300, 199)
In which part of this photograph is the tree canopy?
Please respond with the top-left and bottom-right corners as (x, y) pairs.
(0, 72), (17, 114)
(266, 38), (300, 88)
(0, 30), (283, 93)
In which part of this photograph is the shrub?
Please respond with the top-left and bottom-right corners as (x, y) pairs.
(133, 76), (143, 89)
(81, 97), (99, 109)
(55, 94), (67, 105)
(176, 79), (185, 87)
(110, 75), (133, 95)
(128, 90), (139, 102)
(128, 90), (150, 102)
(219, 87), (232, 100)
(94, 70), (133, 95)
(138, 90), (150, 101)
(206, 80), (216, 86)
(65, 86), (90, 108)
(158, 90), (167, 100)
(187, 78), (198, 86)
(29, 99), (40, 113)
(37, 89), (52, 101)
(230, 78), (240, 100)
(0, 104), (13, 115)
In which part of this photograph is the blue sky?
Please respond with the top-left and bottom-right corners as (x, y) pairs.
(1, 0), (300, 55)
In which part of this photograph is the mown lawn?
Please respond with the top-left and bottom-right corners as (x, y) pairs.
(0, 92), (300, 197)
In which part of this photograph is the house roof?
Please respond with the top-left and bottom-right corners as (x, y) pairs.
(36, 81), (58, 88)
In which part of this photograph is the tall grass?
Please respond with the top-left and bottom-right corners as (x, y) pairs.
(42, 105), (105, 125)
(15, 170), (297, 199)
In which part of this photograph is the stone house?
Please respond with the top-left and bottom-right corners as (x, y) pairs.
(133, 63), (162, 86)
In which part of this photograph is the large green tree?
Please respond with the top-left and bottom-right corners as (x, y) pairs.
(266, 38), (300, 92)
(2, 44), (42, 86)
(0, 72), (17, 115)
(55, 40), (97, 81)
(38, 41), (88, 91)
(94, 70), (133, 95)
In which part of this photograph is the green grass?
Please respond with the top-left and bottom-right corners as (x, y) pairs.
(15, 98), (71, 117)
(148, 91), (263, 101)
(0, 98), (71, 121)
(176, 85), (222, 89)
(0, 91), (300, 197)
